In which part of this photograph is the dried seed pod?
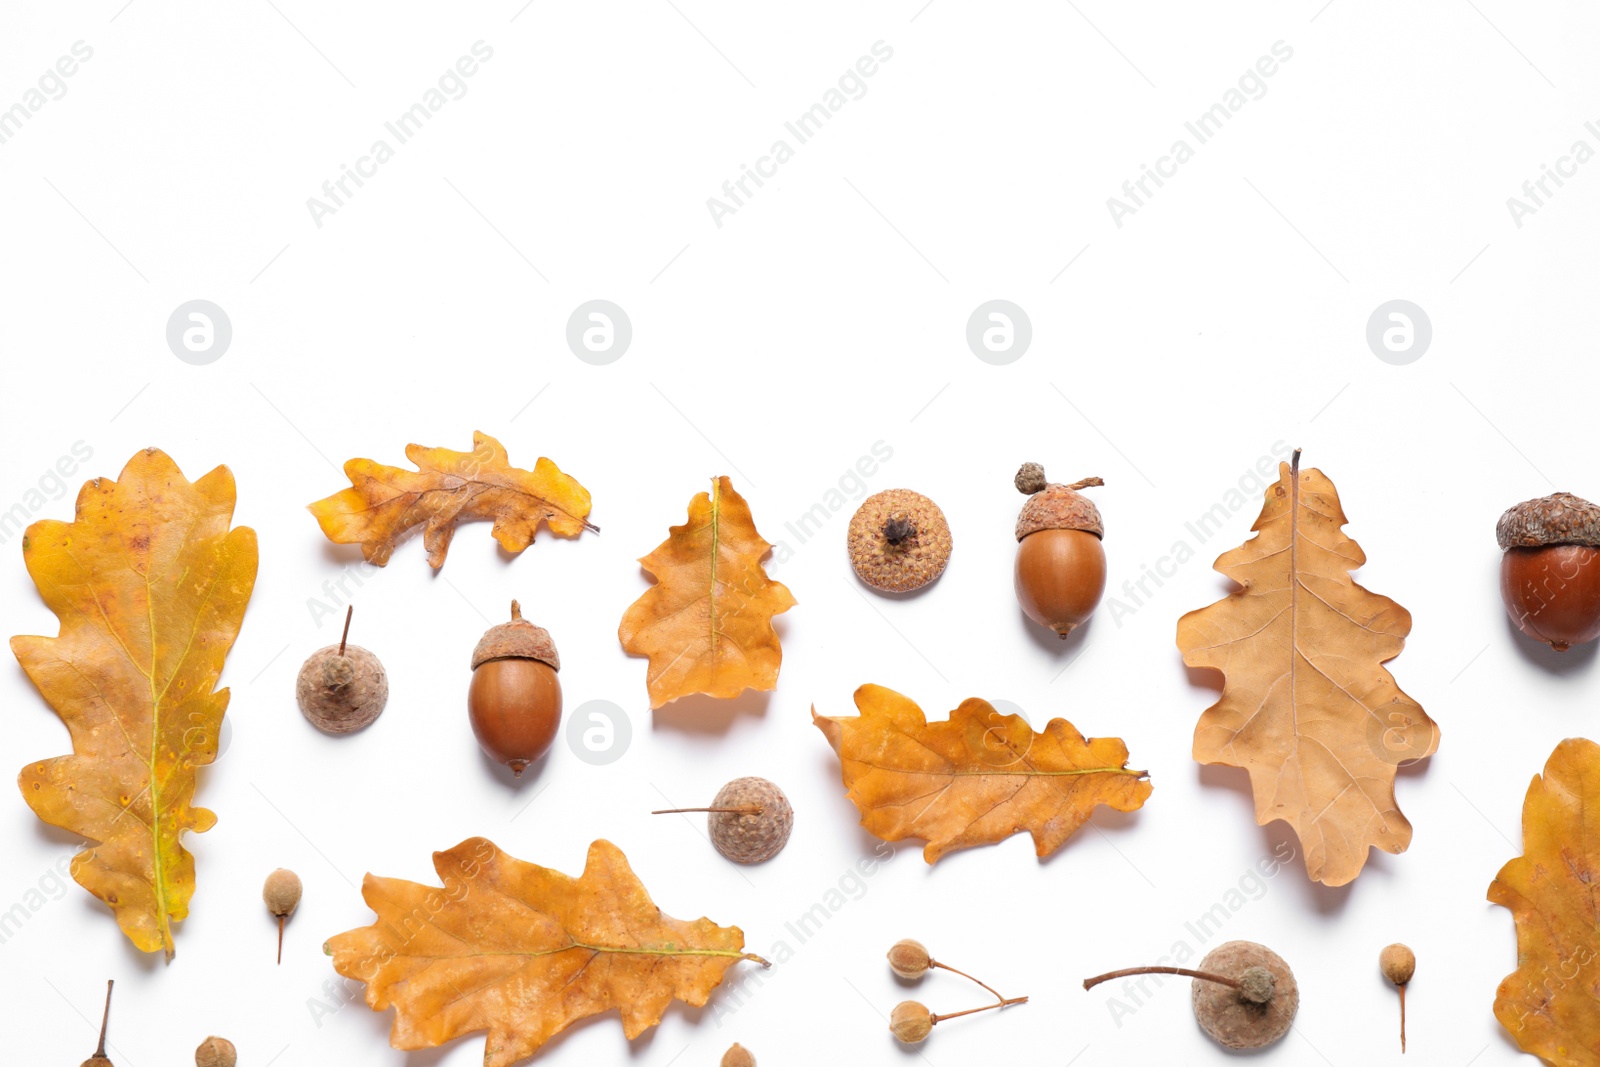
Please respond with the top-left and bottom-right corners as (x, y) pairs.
(468, 600), (562, 777)
(653, 778), (793, 864)
(1082, 940), (1298, 1050)
(888, 993), (1027, 1045)
(721, 1043), (756, 1067)
(1380, 942), (1416, 1052)
(1013, 465), (1106, 638)
(295, 606), (388, 733)
(263, 867), (302, 964)
(848, 489), (952, 593)
(1497, 493), (1600, 651)
(194, 1036), (237, 1067)
(888, 938), (932, 979)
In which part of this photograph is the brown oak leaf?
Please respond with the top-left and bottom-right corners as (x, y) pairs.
(618, 476), (795, 708)
(813, 684), (1151, 863)
(1176, 450), (1439, 886)
(324, 838), (767, 1066)
(308, 431), (595, 568)
(12, 448), (258, 958)
(1489, 737), (1600, 1066)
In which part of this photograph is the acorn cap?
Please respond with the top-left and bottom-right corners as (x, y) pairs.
(1190, 940), (1298, 1050)
(471, 600), (560, 671)
(1015, 464), (1104, 541)
(1497, 492), (1600, 550)
(847, 489), (953, 593)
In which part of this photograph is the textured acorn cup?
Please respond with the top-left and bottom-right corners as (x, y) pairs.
(1082, 940), (1297, 1050)
(81, 980), (114, 1067)
(263, 867), (302, 964)
(848, 488), (953, 593)
(295, 606), (388, 733)
(721, 1043), (756, 1067)
(1013, 464), (1107, 638)
(194, 1036), (237, 1067)
(468, 600), (562, 777)
(654, 777), (794, 863)
(1497, 492), (1600, 651)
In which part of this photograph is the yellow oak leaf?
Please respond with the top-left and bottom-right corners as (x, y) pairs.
(814, 684), (1151, 863)
(1176, 450), (1439, 886)
(12, 448), (258, 958)
(1489, 737), (1600, 1066)
(618, 476), (795, 708)
(325, 838), (767, 1066)
(308, 430), (595, 568)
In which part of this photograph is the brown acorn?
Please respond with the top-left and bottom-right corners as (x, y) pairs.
(1013, 463), (1106, 638)
(848, 489), (952, 593)
(468, 601), (562, 776)
(295, 606), (388, 733)
(1497, 492), (1600, 651)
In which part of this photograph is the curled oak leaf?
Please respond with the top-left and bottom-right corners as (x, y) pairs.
(618, 476), (795, 709)
(1489, 738), (1600, 1066)
(813, 684), (1151, 864)
(12, 448), (258, 959)
(1177, 450), (1439, 887)
(308, 430), (595, 568)
(325, 838), (768, 1066)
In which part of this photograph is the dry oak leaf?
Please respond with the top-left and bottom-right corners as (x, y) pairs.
(618, 476), (795, 708)
(12, 448), (258, 959)
(308, 430), (595, 568)
(813, 684), (1151, 864)
(1176, 450), (1439, 887)
(324, 837), (768, 1066)
(1489, 737), (1600, 1066)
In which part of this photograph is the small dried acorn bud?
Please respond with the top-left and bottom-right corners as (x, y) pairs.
(848, 489), (953, 593)
(721, 1043), (756, 1067)
(1082, 940), (1298, 1050)
(468, 601), (562, 777)
(890, 1001), (933, 1044)
(194, 1036), (237, 1067)
(1380, 942), (1416, 1052)
(296, 606), (388, 733)
(652, 777), (793, 864)
(888, 938), (932, 978)
(1497, 493), (1600, 651)
(263, 867), (302, 964)
(1013, 465), (1107, 638)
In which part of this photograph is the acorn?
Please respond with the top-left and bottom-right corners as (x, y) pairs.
(468, 601), (562, 776)
(1497, 492), (1600, 651)
(848, 489), (952, 593)
(652, 777), (794, 864)
(295, 606), (388, 733)
(1013, 463), (1106, 638)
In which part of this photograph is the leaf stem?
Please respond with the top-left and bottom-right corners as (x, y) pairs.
(931, 995), (1028, 1025)
(96, 979), (113, 1056)
(339, 604), (352, 656)
(1082, 966), (1242, 992)
(1290, 446), (1302, 478)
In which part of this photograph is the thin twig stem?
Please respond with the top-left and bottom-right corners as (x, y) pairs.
(339, 604), (352, 656)
(931, 995), (1027, 1025)
(1082, 966), (1243, 992)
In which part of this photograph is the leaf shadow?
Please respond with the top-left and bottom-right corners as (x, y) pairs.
(652, 689), (771, 735)
(1196, 764), (1355, 917)
(1502, 611), (1599, 676)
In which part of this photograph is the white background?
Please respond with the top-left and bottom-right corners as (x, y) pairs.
(0, 2), (1594, 1064)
